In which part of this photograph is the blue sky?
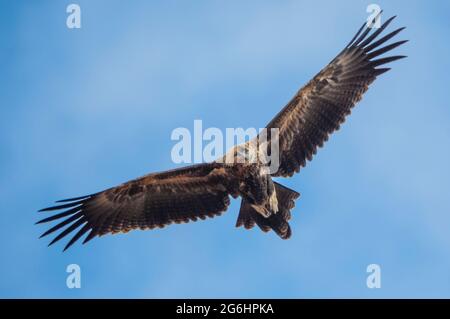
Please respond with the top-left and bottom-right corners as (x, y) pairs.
(1, 0), (450, 298)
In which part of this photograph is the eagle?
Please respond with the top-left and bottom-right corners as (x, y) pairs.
(37, 13), (407, 251)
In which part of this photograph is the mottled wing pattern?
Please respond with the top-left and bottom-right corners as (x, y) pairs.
(37, 163), (236, 251)
(267, 15), (407, 177)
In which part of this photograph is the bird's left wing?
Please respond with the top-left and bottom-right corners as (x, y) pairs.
(37, 163), (237, 251)
(266, 14), (407, 177)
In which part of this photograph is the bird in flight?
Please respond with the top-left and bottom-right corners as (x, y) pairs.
(37, 13), (407, 251)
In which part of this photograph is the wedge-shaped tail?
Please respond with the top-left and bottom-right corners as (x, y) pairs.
(236, 182), (300, 239)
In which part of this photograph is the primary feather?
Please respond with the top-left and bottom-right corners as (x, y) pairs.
(266, 15), (406, 177)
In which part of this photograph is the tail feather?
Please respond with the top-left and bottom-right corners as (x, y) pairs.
(236, 182), (300, 239)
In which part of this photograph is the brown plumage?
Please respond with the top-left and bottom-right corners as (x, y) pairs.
(37, 13), (406, 250)
(267, 14), (406, 176)
(38, 163), (237, 250)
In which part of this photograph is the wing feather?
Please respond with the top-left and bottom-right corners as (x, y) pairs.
(266, 15), (407, 177)
(37, 163), (236, 250)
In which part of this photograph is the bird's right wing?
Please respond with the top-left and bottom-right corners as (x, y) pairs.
(37, 163), (237, 251)
(266, 14), (407, 177)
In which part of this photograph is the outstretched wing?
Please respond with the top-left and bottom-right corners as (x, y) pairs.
(37, 163), (237, 251)
(267, 14), (407, 177)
